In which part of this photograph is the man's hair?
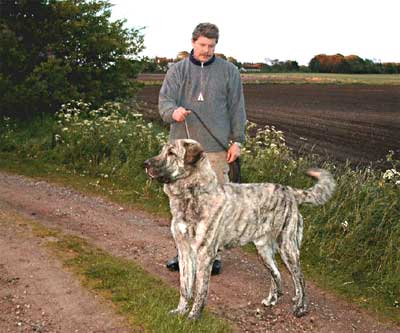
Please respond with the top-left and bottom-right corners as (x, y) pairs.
(192, 23), (219, 43)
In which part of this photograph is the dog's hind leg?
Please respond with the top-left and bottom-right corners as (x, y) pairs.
(255, 241), (283, 307)
(279, 217), (308, 317)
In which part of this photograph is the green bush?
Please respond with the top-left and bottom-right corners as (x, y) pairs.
(52, 100), (168, 205)
(0, 0), (144, 119)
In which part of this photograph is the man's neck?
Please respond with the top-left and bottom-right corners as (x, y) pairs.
(189, 50), (216, 66)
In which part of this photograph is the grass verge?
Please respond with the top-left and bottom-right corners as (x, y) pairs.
(138, 73), (400, 86)
(1, 212), (233, 333)
(0, 152), (169, 218)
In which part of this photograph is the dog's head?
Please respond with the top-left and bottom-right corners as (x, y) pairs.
(144, 139), (205, 184)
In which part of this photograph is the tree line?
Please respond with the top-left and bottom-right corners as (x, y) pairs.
(309, 54), (400, 74)
(143, 53), (400, 74)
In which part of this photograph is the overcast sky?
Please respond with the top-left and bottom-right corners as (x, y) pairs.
(110, 0), (400, 65)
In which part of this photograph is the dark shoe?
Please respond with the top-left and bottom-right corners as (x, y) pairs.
(166, 255), (179, 271)
(211, 259), (222, 275)
(166, 255), (222, 275)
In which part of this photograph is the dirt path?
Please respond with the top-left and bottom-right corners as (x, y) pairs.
(0, 202), (130, 332)
(0, 171), (399, 332)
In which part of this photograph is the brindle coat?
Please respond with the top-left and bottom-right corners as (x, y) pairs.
(144, 139), (336, 320)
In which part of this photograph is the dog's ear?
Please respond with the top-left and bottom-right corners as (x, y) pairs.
(183, 141), (204, 165)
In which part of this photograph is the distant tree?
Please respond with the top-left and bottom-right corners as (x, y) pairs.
(270, 59), (280, 66)
(141, 57), (158, 73)
(307, 53), (399, 74)
(283, 60), (299, 72)
(309, 56), (321, 72)
(176, 51), (189, 60)
(309, 54), (349, 73)
(345, 55), (365, 73)
(299, 65), (310, 73)
(0, 0), (144, 118)
(382, 63), (399, 74)
(215, 53), (227, 60)
(154, 57), (173, 72)
(264, 59), (299, 72)
(364, 59), (381, 74)
(227, 56), (240, 68)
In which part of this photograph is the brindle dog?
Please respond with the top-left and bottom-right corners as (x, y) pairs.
(144, 139), (335, 320)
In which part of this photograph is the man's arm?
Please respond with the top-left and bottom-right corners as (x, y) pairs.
(227, 66), (246, 144)
(159, 65), (191, 123)
(158, 66), (180, 123)
(226, 66), (246, 162)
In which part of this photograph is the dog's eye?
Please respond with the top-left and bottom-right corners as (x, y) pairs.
(168, 150), (176, 156)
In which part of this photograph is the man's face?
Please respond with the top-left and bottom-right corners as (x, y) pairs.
(192, 36), (217, 63)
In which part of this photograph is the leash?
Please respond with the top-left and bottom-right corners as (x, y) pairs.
(183, 109), (241, 183)
(184, 109), (228, 152)
(184, 118), (191, 140)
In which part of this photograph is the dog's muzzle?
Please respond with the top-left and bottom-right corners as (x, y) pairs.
(144, 159), (155, 178)
(144, 159), (172, 184)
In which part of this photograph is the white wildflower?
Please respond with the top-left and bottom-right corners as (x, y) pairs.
(383, 168), (400, 184)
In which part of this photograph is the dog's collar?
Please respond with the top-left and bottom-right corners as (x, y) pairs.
(189, 49), (216, 67)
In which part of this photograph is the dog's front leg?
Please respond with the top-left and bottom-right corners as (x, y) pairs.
(188, 249), (214, 320)
(170, 238), (196, 316)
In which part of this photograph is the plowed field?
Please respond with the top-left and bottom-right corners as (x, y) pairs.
(137, 81), (400, 165)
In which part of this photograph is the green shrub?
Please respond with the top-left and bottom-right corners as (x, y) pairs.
(0, 0), (144, 118)
(52, 100), (168, 205)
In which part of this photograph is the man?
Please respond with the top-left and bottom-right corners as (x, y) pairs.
(158, 22), (246, 275)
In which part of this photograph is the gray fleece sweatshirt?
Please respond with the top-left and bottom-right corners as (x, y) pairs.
(158, 52), (246, 152)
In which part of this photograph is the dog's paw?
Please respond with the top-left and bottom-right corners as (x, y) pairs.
(292, 303), (308, 317)
(262, 296), (278, 307)
(188, 310), (201, 320)
(170, 307), (189, 316)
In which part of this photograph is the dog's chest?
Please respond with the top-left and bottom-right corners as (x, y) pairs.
(178, 195), (203, 220)
(169, 188), (212, 220)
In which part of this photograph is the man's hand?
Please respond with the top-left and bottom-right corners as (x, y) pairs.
(172, 107), (191, 122)
(227, 143), (241, 163)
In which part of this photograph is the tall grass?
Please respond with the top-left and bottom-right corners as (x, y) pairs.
(241, 124), (400, 318)
(0, 102), (169, 211)
(1, 101), (399, 321)
(302, 166), (400, 312)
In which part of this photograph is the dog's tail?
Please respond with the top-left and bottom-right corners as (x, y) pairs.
(293, 169), (336, 206)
